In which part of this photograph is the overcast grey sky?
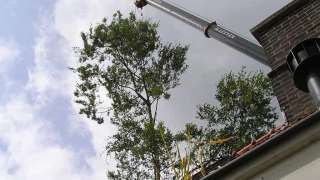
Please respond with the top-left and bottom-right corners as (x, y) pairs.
(0, 0), (291, 179)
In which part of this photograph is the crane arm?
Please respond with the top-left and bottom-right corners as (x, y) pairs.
(135, 0), (269, 67)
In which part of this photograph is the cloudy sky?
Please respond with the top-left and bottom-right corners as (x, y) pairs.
(0, 0), (291, 179)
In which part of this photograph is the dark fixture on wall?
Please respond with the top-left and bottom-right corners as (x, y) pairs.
(287, 38), (320, 109)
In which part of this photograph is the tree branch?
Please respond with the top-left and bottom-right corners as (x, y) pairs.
(113, 50), (149, 104)
(154, 98), (159, 122)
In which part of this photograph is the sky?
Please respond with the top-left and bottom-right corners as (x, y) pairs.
(0, 0), (291, 179)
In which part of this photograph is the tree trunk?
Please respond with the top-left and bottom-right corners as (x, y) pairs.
(146, 99), (161, 179)
(154, 159), (161, 180)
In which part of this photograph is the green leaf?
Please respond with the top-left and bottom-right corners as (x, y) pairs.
(150, 87), (163, 97)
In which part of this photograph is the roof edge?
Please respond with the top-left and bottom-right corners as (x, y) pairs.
(201, 110), (320, 180)
(251, 0), (311, 37)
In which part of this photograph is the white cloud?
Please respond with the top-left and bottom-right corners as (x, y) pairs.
(52, 0), (135, 177)
(25, 10), (78, 105)
(0, 95), (93, 180)
(0, 40), (18, 64)
(0, 39), (20, 93)
(0, 1), (126, 179)
(0, 39), (19, 78)
(0, 1), (124, 179)
(54, 0), (133, 46)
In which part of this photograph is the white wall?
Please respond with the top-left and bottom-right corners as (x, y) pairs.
(251, 140), (320, 180)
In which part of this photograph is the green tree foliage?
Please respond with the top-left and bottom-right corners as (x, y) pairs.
(72, 11), (188, 179)
(174, 69), (278, 176)
(197, 69), (278, 160)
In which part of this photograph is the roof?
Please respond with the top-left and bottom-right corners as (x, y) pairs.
(201, 110), (320, 180)
(234, 123), (289, 158)
(191, 122), (290, 179)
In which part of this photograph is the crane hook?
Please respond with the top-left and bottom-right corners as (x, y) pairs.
(135, 0), (148, 9)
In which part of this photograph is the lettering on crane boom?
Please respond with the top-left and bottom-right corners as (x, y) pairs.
(214, 27), (236, 39)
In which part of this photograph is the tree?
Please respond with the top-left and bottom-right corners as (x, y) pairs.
(72, 11), (188, 179)
(196, 69), (278, 166)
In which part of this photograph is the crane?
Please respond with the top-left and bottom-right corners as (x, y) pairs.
(134, 0), (269, 67)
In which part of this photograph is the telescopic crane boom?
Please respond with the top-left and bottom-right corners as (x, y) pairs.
(135, 0), (269, 67)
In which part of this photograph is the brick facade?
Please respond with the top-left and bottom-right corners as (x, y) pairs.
(251, 0), (320, 123)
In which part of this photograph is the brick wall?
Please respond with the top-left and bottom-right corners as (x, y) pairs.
(251, 0), (320, 123)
